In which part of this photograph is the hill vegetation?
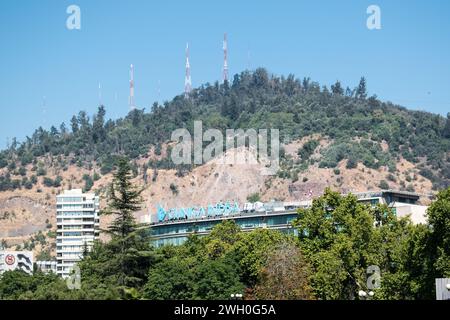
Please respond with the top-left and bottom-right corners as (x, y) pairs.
(0, 68), (449, 192)
(0, 158), (449, 300)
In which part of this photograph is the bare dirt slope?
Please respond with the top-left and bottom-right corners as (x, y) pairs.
(0, 136), (434, 256)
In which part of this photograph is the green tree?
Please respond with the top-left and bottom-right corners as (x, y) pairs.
(92, 105), (106, 143)
(103, 158), (142, 238)
(232, 228), (294, 287)
(70, 115), (79, 134)
(205, 220), (241, 258)
(99, 157), (154, 291)
(426, 188), (450, 278)
(82, 174), (94, 192)
(443, 113), (450, 138)
(331, 80), (344, 95)
(193, 257), (244, 300)
(0, 270), (73, 300)
(379, 180), (389, 190)
(293, 189), (379, 299)
(246, 193), (261, 203)
(355, 77), (367, 100)
(144, 257), (194, 300)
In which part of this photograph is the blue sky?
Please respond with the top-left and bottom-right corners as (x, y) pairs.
(0, 0), (449, 148)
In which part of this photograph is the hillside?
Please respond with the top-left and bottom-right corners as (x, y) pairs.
(0, 68), (449, 256)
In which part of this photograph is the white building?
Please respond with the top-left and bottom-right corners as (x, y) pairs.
(0, 251), (34, 275)
(393, 203), (428, 224)
(56, 189), (100, 278)
(36, 260), (57, 274)
(352, 190), (428, 224)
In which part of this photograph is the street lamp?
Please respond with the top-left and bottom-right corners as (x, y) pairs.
(231, 293), (243, 300)
(358, 290), (374, 300)
(446, 283), (450, 291)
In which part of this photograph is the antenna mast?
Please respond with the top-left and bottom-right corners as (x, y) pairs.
(129, 64), (135, 109)
(98, 82), (102, 105)
(42, 95), (47, 127)
(184, 43), (192, 98)
(223, 33), (228, 83)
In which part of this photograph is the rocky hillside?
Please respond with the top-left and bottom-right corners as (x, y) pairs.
(0, 69), (448, 257)
(0, 135), (435, 258)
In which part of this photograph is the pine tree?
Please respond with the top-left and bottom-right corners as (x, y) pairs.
(70, 115), (79, 134)
(104, 157), (142, 239)
(59, 122), (67, 136)
(443, 113), (450, 138)
(331, 81), (344, 95)
(101, 157), (153, 289)
(355, 77), (367, 99)
(92, 105), (106, 143)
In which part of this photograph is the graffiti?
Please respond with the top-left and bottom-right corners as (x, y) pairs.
(157, 201), (241, 222)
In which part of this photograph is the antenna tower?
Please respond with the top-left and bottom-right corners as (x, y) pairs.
(129, 64), (135, 109)
(184, 43), (192, 98)
(223, 33), (228, 83)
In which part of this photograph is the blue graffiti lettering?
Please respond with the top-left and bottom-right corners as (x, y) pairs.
(157, 201), (241, 222)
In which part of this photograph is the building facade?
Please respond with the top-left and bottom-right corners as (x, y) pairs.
(0, 251), (34, 275)
(151, 207), (301, 247)
(435, 278), (450, 300)
(36, 260), (57, 274)
(148, 190), (428, 247)
(56, 189), (100, 278)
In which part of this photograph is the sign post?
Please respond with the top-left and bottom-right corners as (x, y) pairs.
(435, 278), (450, 300)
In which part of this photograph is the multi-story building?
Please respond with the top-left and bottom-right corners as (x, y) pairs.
(36, 260), (57, 274)
(148, 190), (428, 247)
(0, 251), (34, 275)
(56, 189), (100, 278)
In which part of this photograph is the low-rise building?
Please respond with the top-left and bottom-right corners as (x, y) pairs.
(147, 190), (429, 247)
(36, 260), (57, 274)
(0, 251), (34, 275)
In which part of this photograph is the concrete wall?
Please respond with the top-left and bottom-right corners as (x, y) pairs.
(394, 204), (428, 224)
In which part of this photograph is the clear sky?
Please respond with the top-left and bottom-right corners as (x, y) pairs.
(1, 0), (449, 148)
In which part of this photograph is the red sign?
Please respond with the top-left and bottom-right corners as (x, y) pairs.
(5, 254), (15, 265)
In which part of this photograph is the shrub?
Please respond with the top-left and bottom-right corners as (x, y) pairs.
(93, 172), (100, 181)
(387, 173), (396, 182)
(101, 162), (113, 175)
(346, 158), (357, 169)
(379, 180), (389, 190)
(83, 174), (94, 192)
(30, 175), (38, 184)
(23, 179), (33, 190)
(18, 167), (27, 176)
(297, 140), (319, 162)
(43, 177), (54, 187)
(37, 167), (47, 176)
(53, 176), (63, 187)
(169, 183), (179, 195)
(247, 193), (261, 203)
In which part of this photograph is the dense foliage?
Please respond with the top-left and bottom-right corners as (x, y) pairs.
(1, 179), (449, 299)
(0, 69), (449, 191)
(294, 188), (450, 300)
